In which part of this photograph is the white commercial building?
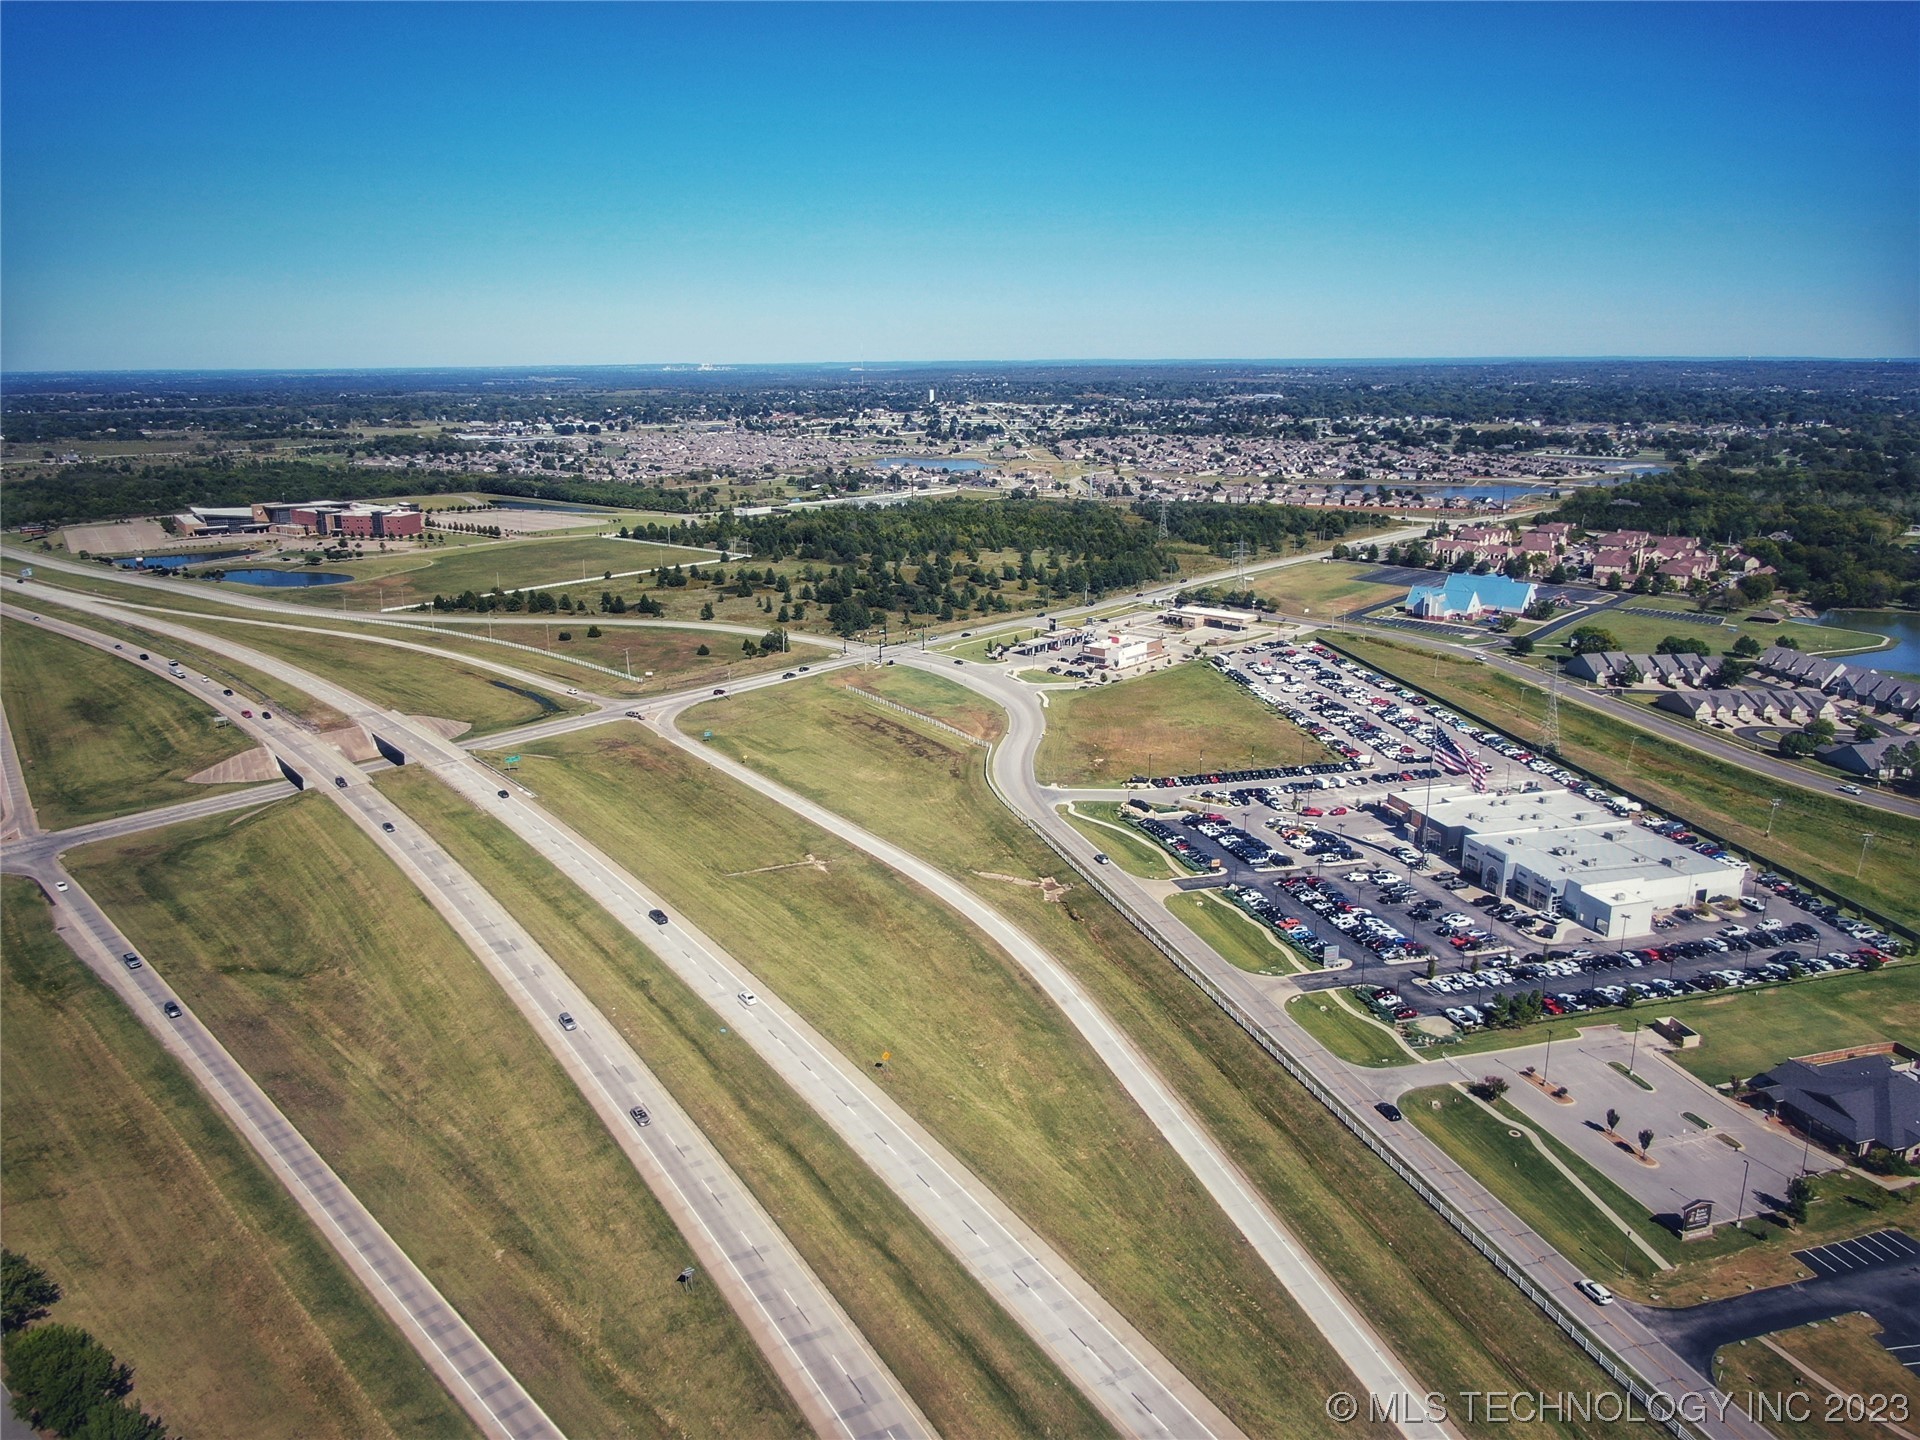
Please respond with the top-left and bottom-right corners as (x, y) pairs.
(1390, 785), (1743, 939)
(1084, 633), (1162, 670)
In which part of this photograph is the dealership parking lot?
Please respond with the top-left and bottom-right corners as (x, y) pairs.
(1095, 640), (1893, 1033)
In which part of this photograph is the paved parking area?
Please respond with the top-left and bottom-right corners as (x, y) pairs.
(1634, 1233), (1920, 1377)
(1430, 1030), (1836, 1221)
(1796, 1230), (1920, 1277)
(1092, 641), (1883, 1031)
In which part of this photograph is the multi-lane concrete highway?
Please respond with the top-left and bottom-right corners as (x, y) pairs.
(0, 709), (561, 1440)
(648, 687), (1450, 1439)
(4, 605), (925, 1440)
(9, 595), (1243, 1440)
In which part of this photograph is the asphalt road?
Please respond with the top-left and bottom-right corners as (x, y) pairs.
(905, 650), (1777, 1440)
(1631, 1230), (1920, 1378)
(5, 605), (925, 1440)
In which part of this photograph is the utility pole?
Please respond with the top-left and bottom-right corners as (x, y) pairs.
(1856, 832), (1877, 878)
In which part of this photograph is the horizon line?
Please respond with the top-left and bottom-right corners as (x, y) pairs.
(7, 353), (1920, 380)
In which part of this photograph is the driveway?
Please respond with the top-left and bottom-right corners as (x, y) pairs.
(1631, 1231), (1920, 1377)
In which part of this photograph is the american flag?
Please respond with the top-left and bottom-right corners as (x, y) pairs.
(1433, 730), (1491, 792)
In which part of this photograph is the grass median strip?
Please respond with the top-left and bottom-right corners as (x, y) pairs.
(1284, 991), (1413, 1066)
(138, 615), (586, 735)
(372, 765), (1108, 1440)
(491, 723), (1388, 1439)
(1169, 890), (1305, 975)
(685, 668), (1633, 1438)
(0, 615), (258, 826)
(0, 877), (475, 1440)
(64, 795), (806, 1440)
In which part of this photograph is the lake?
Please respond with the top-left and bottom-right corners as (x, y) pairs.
(872, 457), (989, 472)
(1812, 610), (1920, 677)
(116, 550), (250, 571)
(217, 568), (353, 587)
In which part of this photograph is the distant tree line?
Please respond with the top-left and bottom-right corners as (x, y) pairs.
(3, 459), (693, 529)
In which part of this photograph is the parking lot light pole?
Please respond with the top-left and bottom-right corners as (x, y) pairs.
(1543, 1027), (1554, 1086)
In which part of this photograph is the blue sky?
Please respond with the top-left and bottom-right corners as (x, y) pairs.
(3, 3), (1915, 369)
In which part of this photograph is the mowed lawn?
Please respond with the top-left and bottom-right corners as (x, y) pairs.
(373, 767), (1107, 1440)
(1713, 1313), (1920, 1439)
(4, 592), (354, 730)
(1169, 891), (1304, 975)
(683, 667), (1633, 1437)
(0, 878), (475, 1440)
(1245, 560), (1408, 618)
(0, 616), (257, 827)
(64, 797), (805, 1440)
(1331, 634), (1920, 932)
(1441, 964), (1920, 1080)
(1035, 661), (1329, 785)
(1285, 992), (1412, 1066)
(1531, 597), (1884, 663)
(445, 621), (797, 692)
(491, 725), (1391, 1440)
(166, 618), (583, 734)
(269, 536), (706, 610)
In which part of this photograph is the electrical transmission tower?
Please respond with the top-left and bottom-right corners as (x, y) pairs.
(1157, 497), (1170, 539)
(1541, 674), (1562, 755)
(1233, 537), (1249, 583)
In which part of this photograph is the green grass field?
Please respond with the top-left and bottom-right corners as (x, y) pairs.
(415, 621), (795, 693)
(1285, 991), (1412, 1065)
(1244, 560), (1409, 618)
(0, 591), (355, 729)
(1530, 596), (1886, 664)
(1712, 1313), (1920, 1439)
(0, 616), (257, 827)
(63, 796), (806, 1440)
(1436, 965), (1920, 1077)
(1407, 1084), (1911, 1302)
(682, 666), (1637, 1437)
(1330, 633), (1920, 932)
(488, 724), (1389, 1439)
(0, 877), (475, 1440)
(262, 536), (706, 610)
(157, 616), (585, 734)
(1169, 891), (1305, 975)
(372, 766), (1108, 1440)
(1034, 660), (1330, 785)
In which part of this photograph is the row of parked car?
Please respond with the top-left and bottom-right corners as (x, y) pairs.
(1755, 872), (1902, 953)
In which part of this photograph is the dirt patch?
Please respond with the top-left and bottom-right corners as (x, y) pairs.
(723, 853), (831, 878)
(973, 870), (1071, 903)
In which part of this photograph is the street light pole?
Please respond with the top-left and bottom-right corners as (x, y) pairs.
(1856, 833), (1877, 878)
(1735, 1156), (1752, 1232)
(1766, 798), (1782, 838)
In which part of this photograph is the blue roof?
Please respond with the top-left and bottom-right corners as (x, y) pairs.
(1407, 572), (1536, 615)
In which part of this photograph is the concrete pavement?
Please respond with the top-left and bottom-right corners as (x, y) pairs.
(650, 688), (1449, 1440)
(0, 855), (562, 1440)
(13, 596), (1241, 1440)
(4, 604), (926, 1440)
(907, 651), (1777, 1440)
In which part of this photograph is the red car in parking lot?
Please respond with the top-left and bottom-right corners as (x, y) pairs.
(1300, 806), (1324, 817)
